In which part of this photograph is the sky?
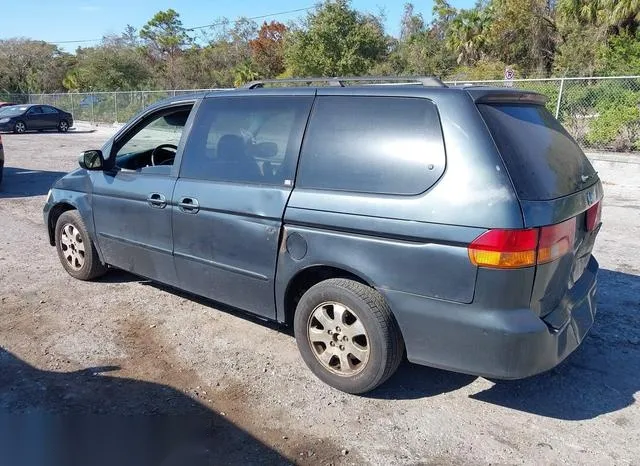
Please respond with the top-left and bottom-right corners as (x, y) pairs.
(0, 0), (476, 52)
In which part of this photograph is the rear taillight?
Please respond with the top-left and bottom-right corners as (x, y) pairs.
(586, 201), (602, 231)
(469, 218), (577, 269)
(468, 229), (538, 268)
(537, 218), (576, 264)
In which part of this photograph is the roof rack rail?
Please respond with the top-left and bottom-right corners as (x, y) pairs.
(241, 76), (447, 89)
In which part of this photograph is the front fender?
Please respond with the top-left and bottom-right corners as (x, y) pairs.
(43, 170), (102, 261)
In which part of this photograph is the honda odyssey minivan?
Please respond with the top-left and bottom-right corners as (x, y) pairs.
(44, 77), (602, 393)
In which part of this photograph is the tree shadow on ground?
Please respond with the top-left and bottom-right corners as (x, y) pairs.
(0, 167), (66, 198)
(0, 347), (288, 466)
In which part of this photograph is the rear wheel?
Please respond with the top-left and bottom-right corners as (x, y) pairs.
(58, 120), (69, 133)
(294, 278), (404, 394)
(14, 121), (26, 133)
(54, 210), (107, 280)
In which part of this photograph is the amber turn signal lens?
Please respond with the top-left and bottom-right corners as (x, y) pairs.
(468, 229), (539, 268)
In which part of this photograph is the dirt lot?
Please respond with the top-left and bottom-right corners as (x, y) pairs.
(0, 128), (638, 465)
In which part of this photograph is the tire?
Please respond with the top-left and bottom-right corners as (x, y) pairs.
(13, 121), (26, 133)
(54, 210), (108, 280)
(294, 278), (404, 394)
(58, 120), (69, 133)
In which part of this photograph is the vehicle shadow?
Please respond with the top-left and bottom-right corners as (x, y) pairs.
(0, 128), (96, 135)
(100, 269), (287, 332)
(470, 268), (639, 420)
(94, 267), (639, 418)
(0, 167), (66, 198)
(0, 347), (288, 466)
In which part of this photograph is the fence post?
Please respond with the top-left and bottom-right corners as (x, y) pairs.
(114, 92), (118, 123)
(555, 78), (565, 119)
(91, 92), (95, 125)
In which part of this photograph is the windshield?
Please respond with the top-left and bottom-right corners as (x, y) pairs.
(0, 106), (28, 117)
(478, 103), (597, 200)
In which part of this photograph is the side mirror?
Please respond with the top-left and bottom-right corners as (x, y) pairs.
(78, 150), (104, 170)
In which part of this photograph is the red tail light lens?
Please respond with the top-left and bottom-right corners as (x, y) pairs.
(586, 201), (601, 231)
(469, 218), (577, 269)
(468, 229), (538, 268)
(537, 218), (576, 264)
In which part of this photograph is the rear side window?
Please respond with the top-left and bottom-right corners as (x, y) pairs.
(478, 104), (597, 200)
(297, 96), (445, 195)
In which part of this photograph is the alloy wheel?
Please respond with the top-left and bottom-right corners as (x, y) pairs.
(307, 301), (370, 376)
(60, 223), (85, 270)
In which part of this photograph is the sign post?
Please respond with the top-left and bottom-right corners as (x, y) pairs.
(504, 68), (514, 87)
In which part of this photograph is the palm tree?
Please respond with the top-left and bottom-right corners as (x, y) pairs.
(233, 62), (259, 87)
(557, 0), (601, 25)
(447, 7), (492, 65)
(558, 0), (640, 29)
(604, 0), (640, 28)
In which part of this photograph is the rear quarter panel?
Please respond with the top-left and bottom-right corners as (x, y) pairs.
(277, 89), (523, 321)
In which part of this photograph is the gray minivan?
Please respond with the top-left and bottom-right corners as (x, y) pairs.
(44, 77), (602, 394)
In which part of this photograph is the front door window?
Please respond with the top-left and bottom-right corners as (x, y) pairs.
(113, 107), (191, 171)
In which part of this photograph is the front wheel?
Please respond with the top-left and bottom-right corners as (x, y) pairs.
(58, 120), (69, 133)
(294, 278), (404, 394)
(54, 210), (107, 280)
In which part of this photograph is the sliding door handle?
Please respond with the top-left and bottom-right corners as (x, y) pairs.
(178, 197), (199, 213)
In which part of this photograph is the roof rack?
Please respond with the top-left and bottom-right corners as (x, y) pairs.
(241, 76), (447, 89)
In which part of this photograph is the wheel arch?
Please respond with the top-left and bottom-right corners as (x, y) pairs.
(47, 202), (77, 245)
(282, 264), (375, 326)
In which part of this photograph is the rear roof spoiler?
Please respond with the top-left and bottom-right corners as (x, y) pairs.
(465, 87), (548, 105)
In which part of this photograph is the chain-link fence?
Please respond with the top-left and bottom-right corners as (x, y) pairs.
(15, 76), (640, 151)
(446, 76), (640, 152)
(0, 93), (29, 104)
(25, 89), (225, 127)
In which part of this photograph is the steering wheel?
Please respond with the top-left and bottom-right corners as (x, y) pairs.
(151, 144), (178, 166)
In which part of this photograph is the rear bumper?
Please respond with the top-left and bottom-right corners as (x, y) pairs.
(384, 256), (598, 379)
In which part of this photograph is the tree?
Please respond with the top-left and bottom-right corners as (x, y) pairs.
(385, 3), (456, 77)
(447, 6), (492, 66)
(140, 9), (193, 87)
(249, 21), (287, 78)
(400, 3), (425, 41)
(284, 0), (388, 76)
(140, 9), (192, 59)
(0, 39), (72, 93)
(64, 39), (152, 91)
(484, 0), (556, 75)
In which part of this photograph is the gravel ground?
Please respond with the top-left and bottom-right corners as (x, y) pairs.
(0, 128), (638, 466)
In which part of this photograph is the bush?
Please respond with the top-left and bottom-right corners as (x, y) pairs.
(587, 105), (640, 151)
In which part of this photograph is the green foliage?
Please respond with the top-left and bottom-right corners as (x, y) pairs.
(284, 0), (387, 76)
(596, 30), (640, 75)
(450, 58), (514, 80)
(587, 105), (640, 150)
(0, 39), (72, 93)
(65, 41), (152, 91)
(140, 9), (192, 58)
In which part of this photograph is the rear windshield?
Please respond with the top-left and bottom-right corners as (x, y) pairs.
(478, 103), (597, 200)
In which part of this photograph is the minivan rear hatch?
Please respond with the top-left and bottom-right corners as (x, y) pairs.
(476, 95), (603, 320)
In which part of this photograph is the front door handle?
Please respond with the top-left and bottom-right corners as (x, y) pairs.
(146, 193), (167, 209)
(178, 197), (200, 214)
